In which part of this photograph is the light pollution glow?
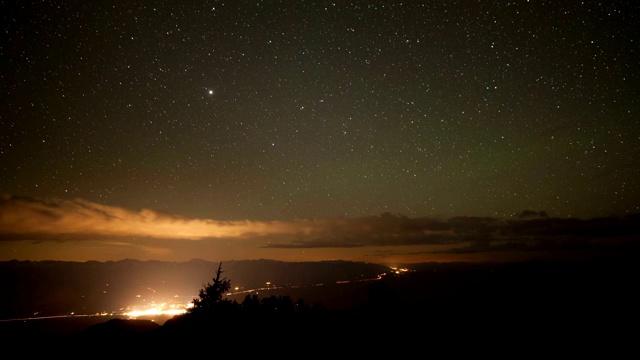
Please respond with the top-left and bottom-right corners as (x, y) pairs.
(1, 195), (638, 264)
(123, 303), (192, 319)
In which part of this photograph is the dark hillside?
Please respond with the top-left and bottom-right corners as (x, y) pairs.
(0, 258), (388, 320)
(1, 255), (636, 356)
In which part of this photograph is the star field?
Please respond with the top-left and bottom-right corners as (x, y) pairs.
(1, 0), (638, 225)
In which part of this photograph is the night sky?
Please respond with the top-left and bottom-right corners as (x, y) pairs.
(1, 1), (638, 265)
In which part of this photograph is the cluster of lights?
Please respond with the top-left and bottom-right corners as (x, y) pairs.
(122, 300), (193, 319)
(389, 267), (410, 275)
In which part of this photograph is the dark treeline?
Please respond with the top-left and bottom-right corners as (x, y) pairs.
(66, 257), (638, 357)
(3, 254), (637, 356)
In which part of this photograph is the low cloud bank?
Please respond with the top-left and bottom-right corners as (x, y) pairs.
(1, 195), (637, 256)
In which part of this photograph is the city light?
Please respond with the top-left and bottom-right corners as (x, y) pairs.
(122, 300), (193, 319)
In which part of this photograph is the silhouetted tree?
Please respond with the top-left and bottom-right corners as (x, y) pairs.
(190, 262), (231, 312)
(260, 295), (295, 314)
(241, 294), (260, 313)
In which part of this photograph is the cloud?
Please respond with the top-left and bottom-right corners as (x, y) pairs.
(264, 212), (640, 258)
(0, 195), (638, 259)
(0, 195), (301, 241)
(0, 197), (455, 245)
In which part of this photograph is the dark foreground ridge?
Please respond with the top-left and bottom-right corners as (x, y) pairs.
(2, 254), (637, 356)
(0, 258), (388, 320)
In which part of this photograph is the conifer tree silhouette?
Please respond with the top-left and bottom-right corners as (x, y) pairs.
(190, 262), (231, 311)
